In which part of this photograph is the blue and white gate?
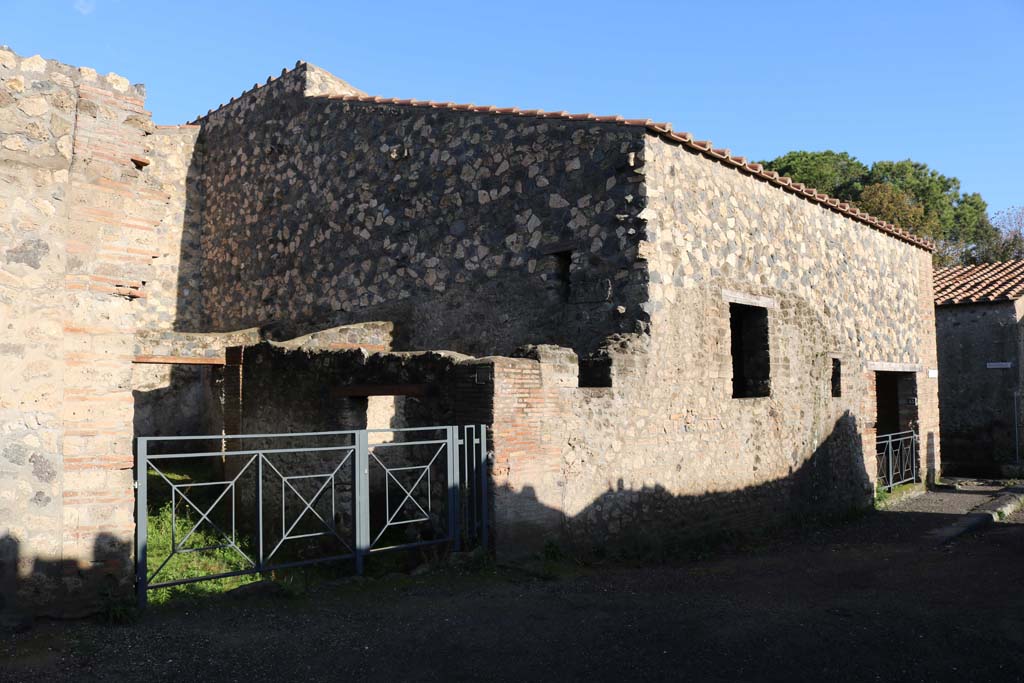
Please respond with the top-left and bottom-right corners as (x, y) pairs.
(135, 425), (489, 606)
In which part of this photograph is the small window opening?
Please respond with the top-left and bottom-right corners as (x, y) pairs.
(579, 356), (612, 388)
(552, 250), (572, 301)
(730, 303), (770, 398)
(831, 358), (842, 397)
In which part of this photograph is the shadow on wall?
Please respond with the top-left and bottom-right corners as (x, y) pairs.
(0, 532), (131, 622)
(132, 365), (227, 444)
(495, 411), (876, 557)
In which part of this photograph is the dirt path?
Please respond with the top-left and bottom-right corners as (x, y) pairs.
(3, 494), (1024, 682)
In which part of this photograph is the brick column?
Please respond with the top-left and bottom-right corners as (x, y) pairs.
(457, 353), (571, 558)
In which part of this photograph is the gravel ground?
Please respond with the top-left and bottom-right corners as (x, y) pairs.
(884, 489), (995, 516)
(3, 493), (1024, 682)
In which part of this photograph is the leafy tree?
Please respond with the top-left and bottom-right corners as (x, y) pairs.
(760, 150), (868, 199)
(862, 160), (960, 241)
(952, 193), (999, 262)
(975, 206), (1024, 263)
(856, 183), (927, 232)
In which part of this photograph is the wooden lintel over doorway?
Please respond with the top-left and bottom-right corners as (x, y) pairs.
(132, 355), (227, 366)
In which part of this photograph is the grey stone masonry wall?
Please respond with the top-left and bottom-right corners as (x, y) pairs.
(192, 64), (650, 358)
(565, 135), (940, 543)
(936, 300), (1023, 475)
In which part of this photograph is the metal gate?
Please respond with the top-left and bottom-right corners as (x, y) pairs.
(876, 430), (918, 491)
(135, 425), (488, 606)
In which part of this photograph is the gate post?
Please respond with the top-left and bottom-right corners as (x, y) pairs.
(256, 452), (264, 571)
(354, 430), (370, 575)
(888, 439), (894, 491)
(448, 426), (461, 552)
(135, 438), (148, 609)
(913, 432), (919, 483)
(479, 425), (489, 552)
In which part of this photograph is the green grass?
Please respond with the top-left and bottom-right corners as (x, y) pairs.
(874, 481), (922, 509)
(146, 499), (259, 604)
(144, 465), (259, 605)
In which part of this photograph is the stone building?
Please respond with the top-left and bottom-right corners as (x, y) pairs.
(1, 47), (941, 613)
(934, 261), (1024, 476)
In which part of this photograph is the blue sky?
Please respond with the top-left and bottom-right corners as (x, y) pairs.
(5, 0), (1022, 214)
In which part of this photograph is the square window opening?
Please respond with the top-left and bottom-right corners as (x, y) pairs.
(579, 356), (612, 388)
(730, 303), (770, 398)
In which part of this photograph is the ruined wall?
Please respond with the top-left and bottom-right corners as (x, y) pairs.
(0, 47), (194, 614)
(221, 343), (478, 558)
(935, 300), (1021, 475)
(193, 66), (649, 358)
(484, 136), (941, 553)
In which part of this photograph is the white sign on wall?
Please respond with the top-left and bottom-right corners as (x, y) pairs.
(986, 362), (1013, 369)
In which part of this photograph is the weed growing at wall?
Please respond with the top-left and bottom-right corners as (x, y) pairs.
(146, 501), (258, 605)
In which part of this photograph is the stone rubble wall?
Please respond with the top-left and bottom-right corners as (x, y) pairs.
(193, 66), (650, 357)
(485, 136), (941, 553)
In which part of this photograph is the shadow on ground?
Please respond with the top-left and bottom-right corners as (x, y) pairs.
(4, 500), (1024, 682)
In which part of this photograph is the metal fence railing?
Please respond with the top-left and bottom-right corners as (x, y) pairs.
(876, 430), (918, 491)
(135, 424), (488, 607)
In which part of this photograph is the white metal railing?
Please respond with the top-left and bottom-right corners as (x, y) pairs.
(134, 425), (488, 607)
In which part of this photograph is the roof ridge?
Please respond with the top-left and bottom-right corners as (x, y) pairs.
(321, 94), (932, 251)
(187, 61), (308, 124)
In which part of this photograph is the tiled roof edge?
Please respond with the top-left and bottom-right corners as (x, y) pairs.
(934, 261), (1024, 305)
(323, 94), (934, 252)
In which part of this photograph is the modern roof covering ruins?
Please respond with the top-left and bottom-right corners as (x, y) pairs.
(934, 261), (1024, 305)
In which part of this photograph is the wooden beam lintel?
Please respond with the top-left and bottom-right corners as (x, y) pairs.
(132, 355), (230, 366)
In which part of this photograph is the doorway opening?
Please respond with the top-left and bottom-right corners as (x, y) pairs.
(875, 371), (919, 490)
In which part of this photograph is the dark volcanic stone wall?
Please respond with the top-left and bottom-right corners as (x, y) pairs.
(192, 66), (650, 357)
(936, 300), (1022, 475)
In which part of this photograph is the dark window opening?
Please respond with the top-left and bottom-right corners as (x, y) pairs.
(552, 250), (572, 301)
(875, 371), (918, 435)
(730, 303), (770, 398)
(831, 358), (842, 397)
(579, 356), (612, 388)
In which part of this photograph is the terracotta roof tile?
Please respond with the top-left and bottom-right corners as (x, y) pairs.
(934, 261), (1024, 305)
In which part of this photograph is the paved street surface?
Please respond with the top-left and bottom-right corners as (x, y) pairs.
(3, 489), (1024, 682)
